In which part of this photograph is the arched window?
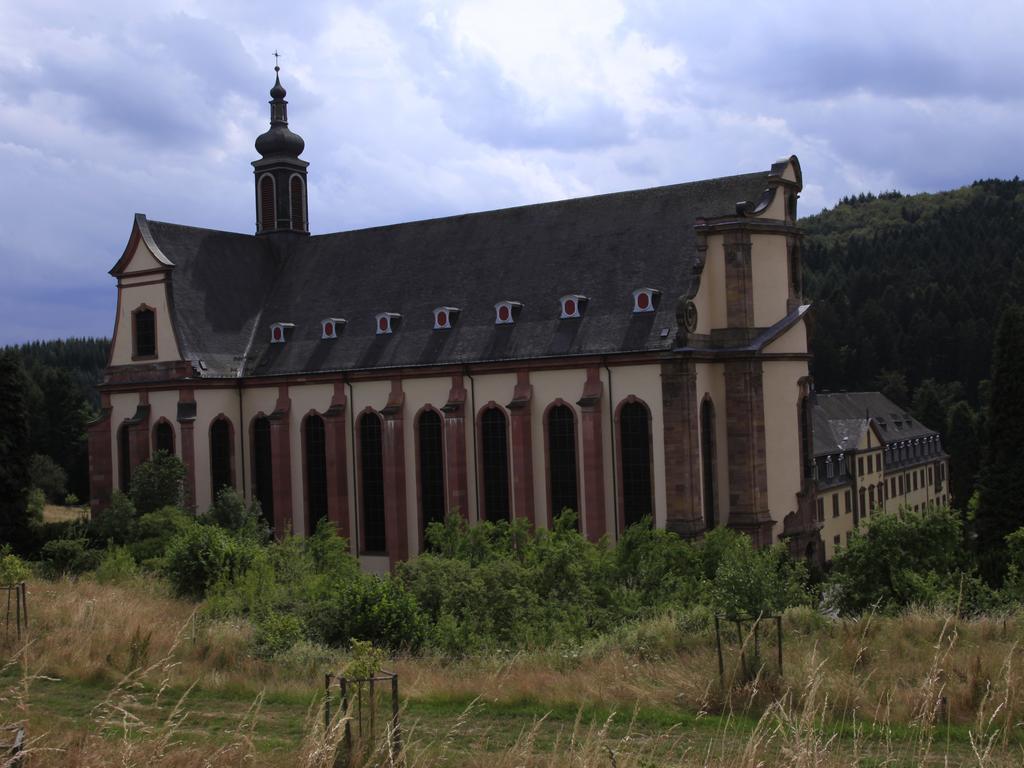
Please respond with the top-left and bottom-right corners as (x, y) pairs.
(480, 407), (510, 522)
(868, 485), (875, 514)
(252, 416), (274, 529)
(360, 412), (386, 553)
(700, 398), (717, 530)
(418, 410), (445, 533)
(154, 421), (175, 455)
(547, 404), (578, 525)
(290, 175), (306, 231)
(798, 396), (812, 478)
(118, 423), (132, 492)
(209, 417), (233, 495)
(620, 400), (652, 528)
(259, 175), (276, 231)
(305, 414), (328, 533)
(133, 307), (156, 358)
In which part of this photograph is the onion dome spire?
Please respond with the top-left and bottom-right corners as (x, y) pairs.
(255, 61), (305, 159)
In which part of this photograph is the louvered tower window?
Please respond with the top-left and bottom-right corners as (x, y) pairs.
(252, 416), (274, 529)
(418, 410), (445, 533)
(259, 175), (276, 231)
(134, 308), (155, 358)
(547, 404), (578, 527)
(480, 407), (510, 522)
(210, 418), (233, 495)
(360, 413), (386, 553)
(290, 176), (306, 231)
(305, 414), (328, 532)
(620, 401), (652, 528)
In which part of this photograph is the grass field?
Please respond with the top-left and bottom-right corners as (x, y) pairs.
(2, 577), (1024, 766)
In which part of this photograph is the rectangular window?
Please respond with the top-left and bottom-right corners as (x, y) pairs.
(832, 495), (839, 518)
(913, 472), (918, 491)
(846, 531), (852, 545)
(928, 465), (933, 484)
(834, 534), (841, 549)
(816, 498), (824, 523)
(858, 456), (864, 476)
(844, 490), (851, 514)
(891, 478), (896, 497)
(899, 475), (904, 495)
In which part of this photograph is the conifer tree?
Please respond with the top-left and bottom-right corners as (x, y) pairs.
(975, 305), (1024, 581)
(945, 401), (980, 511)
(0, 350), (30, 544)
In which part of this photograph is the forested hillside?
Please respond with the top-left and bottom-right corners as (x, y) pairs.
(801, 178), (1024, 404)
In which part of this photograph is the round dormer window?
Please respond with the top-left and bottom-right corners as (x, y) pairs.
(497, 305), (510, 322)
(436, 310), (447, 327)
(637, 292), (650, 310)
(378, 316), (389, 332)
(273, 326), (283, 341)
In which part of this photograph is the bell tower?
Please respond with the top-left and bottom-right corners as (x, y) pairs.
(253, 62), (309, 235)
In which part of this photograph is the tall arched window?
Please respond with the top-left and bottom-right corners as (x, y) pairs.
(480, 407), (510, 522)
(119, 423), (132, 492)
(305, 414), (328, 533)
(547, 404), (578, 525)
(360, 412), (386, 553)
(154, 421), (175, 455)
(620, 400), (653, 528)
(252, 416), (274, 529)
(418, 410), (445, 533)
(259, 175), (276, 231)
(700, 398), (717, 530)
(290, 175), (306, 231)
(209, 417), (233, 495)
(798, 396), (812, 478)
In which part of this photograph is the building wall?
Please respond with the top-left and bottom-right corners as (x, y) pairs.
(762, 358), (810, 540)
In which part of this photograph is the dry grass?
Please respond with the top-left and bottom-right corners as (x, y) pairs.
(41, 506), (89, 524)
(2, 578), (1024, 766)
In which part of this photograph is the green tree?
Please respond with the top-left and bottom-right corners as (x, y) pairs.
(28, 454), (68, 502)
(0, 351), (31, 547)
(912, 380), (948, 433)
(975, 305), (1024, 582)
(945, 401), (980, 510)
(129, 450), (186, 514)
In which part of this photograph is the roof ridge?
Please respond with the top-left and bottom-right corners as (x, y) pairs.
(147, 219), (256, 239)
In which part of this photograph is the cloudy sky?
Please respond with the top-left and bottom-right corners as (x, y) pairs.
(1, 0), (1021, 345)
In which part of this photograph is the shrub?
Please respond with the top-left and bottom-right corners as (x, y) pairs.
(710, 537), (810, 618)
(206, 487), (269, 540)
(95, 546), (139, 584)
(64, 493), (80, 507)
(163, 523), (261, 599)
(28, 454), (67, 503)
(130, 505), (192, 567)
(89, 490), (138, 546)
(253, 610), (305, 657)
(40, 538), (99, 578)
(0, 552), (30, 585)
(26, 487), (45, 524)
(130, 451), (186, 514)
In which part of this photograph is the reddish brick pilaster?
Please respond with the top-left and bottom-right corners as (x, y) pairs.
(661, 358), (705, 538)
(176, 388), (197, 513)
(269, 385), (293, 538)
(577, 367), (606, 542)
(381, 380), (409, 565)
(724, 231), (754, 329)
(323, 382), (350, 540)
(724, 359), (774, 547)
(86, 393), (113, 515)
(443, 374), (469, 519)
(507, 370), (535, 527)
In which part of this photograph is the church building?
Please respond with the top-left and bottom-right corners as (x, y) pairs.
(87, 68), (821, 570)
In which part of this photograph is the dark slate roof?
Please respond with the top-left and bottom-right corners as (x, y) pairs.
(146, 220), (280, 376)
(147, 170), (772, 377)
(812, 392), (939, 457)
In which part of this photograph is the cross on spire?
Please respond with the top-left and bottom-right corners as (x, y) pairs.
(273, 50), (281, 71)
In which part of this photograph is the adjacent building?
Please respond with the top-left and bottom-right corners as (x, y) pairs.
(811, 391), (949, 561)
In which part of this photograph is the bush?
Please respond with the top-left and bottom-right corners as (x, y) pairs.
(163, 523), (261, 599)
(206, 487), (268, 540)
(710, 536), (810, 618)
(64, 493), (80, 506)
(40, 538), (99, 578)
(95, 546), (139, 584)
(253, 610), (306, 657)
(28, 454), (67, 503)
(130, 451), (186, 514)
(129, 505), (192, 567)
(26, 488), (45, 524)
(90, 490), (138, 546)
(0, 552), (30, 585)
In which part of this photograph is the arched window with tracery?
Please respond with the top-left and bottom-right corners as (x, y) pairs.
(259, 175), (276, 231)
(118, 423), (132, 492)
(480, 407), (510, 522)
(418, 409), (445, 533)
(252, 416), (274, 529)
(305, 414), (328, 533)
(290, 175), (306, 231)
(700, 398), (718, 530)
(619, 400), (653, 528)
(209, 417), (234, 496)
(547, 404), (578, 526)
(360, 412), (386, 553)
(154, 421), (175, 455)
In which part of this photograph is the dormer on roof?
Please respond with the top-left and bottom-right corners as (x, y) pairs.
(495, 301), (522, 325)
(433, 307), (460, 330)
(376, 312), (401, 335)
(321, 318), (346, 339)
(632, 288), (660, 313)
(270, 322), (295, 343)
(559, 294), (588, 319)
